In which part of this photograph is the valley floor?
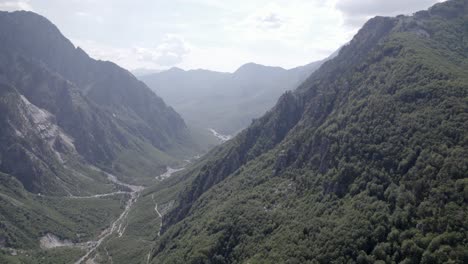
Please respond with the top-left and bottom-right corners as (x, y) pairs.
(0, 162), (191, 264)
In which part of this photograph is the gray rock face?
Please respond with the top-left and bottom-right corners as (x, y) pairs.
(0, 11), (195, 194)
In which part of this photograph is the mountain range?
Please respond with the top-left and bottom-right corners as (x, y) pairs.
(0, 10), (206, 261)
(0, 0), (467, 263)
(139, 59), (329, 135)
(139, 1), (466, 263)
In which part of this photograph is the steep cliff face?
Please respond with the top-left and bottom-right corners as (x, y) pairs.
(0, 11), (196, 194)
(149, 1), (468, 263)
(160, 15), (400, 234)
(163, 91), (306, 227)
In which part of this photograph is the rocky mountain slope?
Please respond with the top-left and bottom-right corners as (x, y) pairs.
(0, 10), (203, 260)
(141, 1), (468, 263)
(0, 11), (202, 194)
(139, 59), (327, 135)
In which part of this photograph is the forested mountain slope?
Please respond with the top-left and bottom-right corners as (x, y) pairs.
(147, 1), (468, 263)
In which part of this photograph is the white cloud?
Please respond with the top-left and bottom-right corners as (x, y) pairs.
(73, 34), (191, 70)
(75, 11), (104, 23)
(0, 0), (33, 11)
(222, 1), (348, 69)
(233, 3), (299, 38)
(245, 6), (287, 30)
(34, 0), (446, 72)
(134, 34), (191, 66)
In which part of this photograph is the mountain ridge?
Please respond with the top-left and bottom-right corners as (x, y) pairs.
(142, 1), (468, 263)
(139, 57), (330, 135)
(0, 1), (466, 263)
(0, 10), (199, 193)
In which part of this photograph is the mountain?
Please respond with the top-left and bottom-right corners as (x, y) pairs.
(139, 58), (329, 136)
(131, 68), (163, 77)
(0, 10), (204, 259)
(1, 0), (467, 263)
(0, 10), (205, 191)
(133, 1), (467, 263)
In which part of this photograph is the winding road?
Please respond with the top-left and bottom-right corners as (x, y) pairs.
(74, 168), (144, 264)
(73, 162), (191, 263)
(41, 160), (194, 263)
(151, 194), (163, 237)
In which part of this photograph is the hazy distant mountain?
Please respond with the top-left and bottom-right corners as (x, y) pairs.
(139, 59), (330, 135)
(131, 68), (163, 77)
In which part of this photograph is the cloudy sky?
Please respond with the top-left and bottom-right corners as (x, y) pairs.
(0, 0), (444, 72)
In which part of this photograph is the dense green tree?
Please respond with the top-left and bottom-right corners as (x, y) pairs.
(149, 1), (468, 263)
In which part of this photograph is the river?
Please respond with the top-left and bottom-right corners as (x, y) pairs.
(209, 128), (232, 142)
(39, 161), (192, 263)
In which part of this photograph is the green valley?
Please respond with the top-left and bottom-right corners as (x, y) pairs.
(0, 0), (467, 263)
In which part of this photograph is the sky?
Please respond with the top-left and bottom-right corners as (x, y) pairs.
(0, 0), (445, 72)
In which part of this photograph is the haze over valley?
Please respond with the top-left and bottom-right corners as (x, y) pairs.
(138, 58), (329, 135)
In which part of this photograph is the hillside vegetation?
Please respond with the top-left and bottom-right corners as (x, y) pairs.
(146, 1), (468, 263)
